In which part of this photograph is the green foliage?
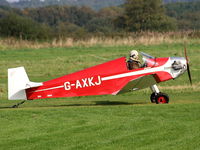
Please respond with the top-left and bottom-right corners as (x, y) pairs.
(24, 6), (97, 28)
(165, 1), (200, 30)
(23, 5), (122, 37)
(8, 0), (125, 10)
(123, 0), (177, 31)
(0, 13), (52, 40)
(55, 22), (87, 38)
(0, 6), (23, 18)
(85, 17), (114, 33)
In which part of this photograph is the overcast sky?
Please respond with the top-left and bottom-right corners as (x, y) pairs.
(6, 0), (22, 2)
(6, 0), (46, 2)
(6, 0), (19, 2)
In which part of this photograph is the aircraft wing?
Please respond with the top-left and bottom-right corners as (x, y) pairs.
(117, 74), (157, 94)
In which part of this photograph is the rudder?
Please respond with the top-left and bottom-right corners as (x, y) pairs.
(8, 67), (29, 100)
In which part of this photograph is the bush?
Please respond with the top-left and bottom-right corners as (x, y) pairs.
(55, 22), (87, 38)
(123, 0), (177, 32)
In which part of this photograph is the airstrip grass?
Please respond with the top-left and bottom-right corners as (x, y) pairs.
(0, 42), (200, 149)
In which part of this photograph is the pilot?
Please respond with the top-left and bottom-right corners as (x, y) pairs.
(127, 50), (142, 70)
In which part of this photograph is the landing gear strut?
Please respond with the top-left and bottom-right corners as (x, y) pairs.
(150, 85), (169, 104)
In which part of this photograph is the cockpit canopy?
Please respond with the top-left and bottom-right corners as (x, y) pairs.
(140, 52), (170, 68)
(140, 52), (155, 67)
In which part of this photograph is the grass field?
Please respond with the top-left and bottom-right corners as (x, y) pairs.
(0, 41), (200, 149)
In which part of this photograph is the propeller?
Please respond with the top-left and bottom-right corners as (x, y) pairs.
(184, 45), (192, 85)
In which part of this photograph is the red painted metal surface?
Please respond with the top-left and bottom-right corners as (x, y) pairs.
(26, 57), (173, 100)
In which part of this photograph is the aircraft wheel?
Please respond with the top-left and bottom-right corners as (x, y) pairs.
(150, 92), (156, 103)
(155, 93), (169, 104)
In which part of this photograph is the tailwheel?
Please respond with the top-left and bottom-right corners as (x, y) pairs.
(155, 93), (169, 104)
(150, 92), (156, 103)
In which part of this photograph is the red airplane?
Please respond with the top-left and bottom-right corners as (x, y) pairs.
(8, 50), (192, 107)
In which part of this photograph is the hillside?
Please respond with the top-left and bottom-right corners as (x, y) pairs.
(6, 0), (125, 10)
(164, 0), (200, 3)
(3, 0), (200, 10)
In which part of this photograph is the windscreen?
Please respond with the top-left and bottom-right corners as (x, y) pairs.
(140, 52), (156, 68)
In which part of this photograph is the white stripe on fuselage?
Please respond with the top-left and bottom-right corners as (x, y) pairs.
(31, 85), (64, 93)
(101, 66), (164, 81)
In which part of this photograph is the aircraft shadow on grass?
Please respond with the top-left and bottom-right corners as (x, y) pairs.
(0, 106), (13, 109)
(43, 100), (148, 108)
(0, 100), (148, 109)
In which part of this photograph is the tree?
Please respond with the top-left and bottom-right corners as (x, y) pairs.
(0, 13), (52, 40)
(55, 22), (86, 38)
(23, 6), (96, 27)
(124, 0), (176, 31)
(165, 1), (200, 30)
(85, 17), (114, 33)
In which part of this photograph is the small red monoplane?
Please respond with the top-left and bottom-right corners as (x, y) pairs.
(8, 50), (192, 107)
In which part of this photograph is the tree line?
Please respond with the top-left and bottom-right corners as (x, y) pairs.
(165, 1), (200, 30)
(0, 0), (200, 40)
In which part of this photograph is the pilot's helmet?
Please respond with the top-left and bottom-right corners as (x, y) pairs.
(130, 50), (139, 60)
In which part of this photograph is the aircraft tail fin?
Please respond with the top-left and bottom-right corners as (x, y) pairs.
(8, 67), (42, 100)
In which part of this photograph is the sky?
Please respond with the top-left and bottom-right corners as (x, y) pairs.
(6, 0), (20, 2)
(6, 0), (46, 2)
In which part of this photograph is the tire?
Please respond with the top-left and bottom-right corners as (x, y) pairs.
(155, 93), (169, 104)
(150, 92), (156, 103)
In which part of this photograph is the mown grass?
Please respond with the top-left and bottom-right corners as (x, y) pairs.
(0, 41), (200, 149)
(1, 104), (200, 150)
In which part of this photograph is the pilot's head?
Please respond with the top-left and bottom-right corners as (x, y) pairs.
(130, 50), (139, 60)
